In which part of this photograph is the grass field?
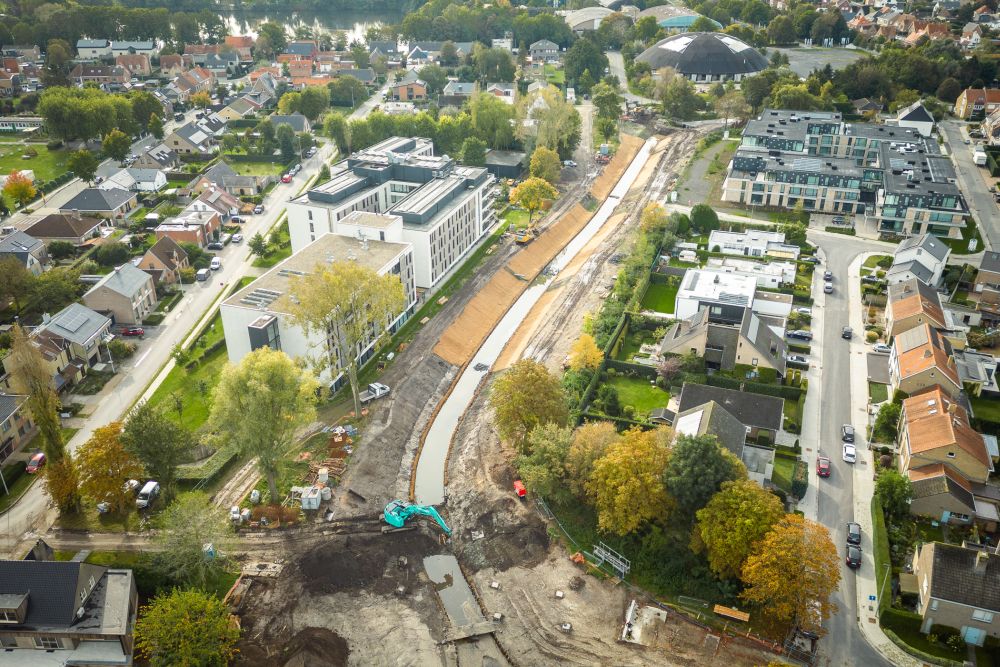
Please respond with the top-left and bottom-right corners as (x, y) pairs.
(252, 220), (292, 269)
(869, 381), (889, 404)
(772, 456), (795, 493)
(147, 346), (227, 430)
(544, 64), (565, 86)
(503, 208), (530, 230)
(640, 281), (678, 313)
(229, 160), (284, 177)
(973, 395), (1000, 423)
(0, 144), (68, 182)
(606, 375), (669, 416)
(871, 496), (892, 613)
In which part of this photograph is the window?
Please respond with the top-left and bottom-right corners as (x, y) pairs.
(973, 609), (994, 623)
(34, 636), (59, 649)
(0, 610), (17, 623)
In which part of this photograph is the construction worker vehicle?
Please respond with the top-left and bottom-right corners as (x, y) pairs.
(383, 500), (451, 535)
(514, 228), (535, 244)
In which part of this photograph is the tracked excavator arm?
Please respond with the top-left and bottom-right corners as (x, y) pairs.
(383, 500), (451, 535)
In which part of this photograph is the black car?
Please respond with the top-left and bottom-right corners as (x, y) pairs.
(861, 275), (881, 284)
(842, 326), (853, 340)
(846, 544), (862, 569)
(801, 256), (821, 264)
(847, 522), (862, 546)
(842, 424), (855, 443)
(787, 330), (813, 341)
(207, 242), (224, 250)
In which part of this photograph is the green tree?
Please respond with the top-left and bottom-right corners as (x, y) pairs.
(714, 89), (750, 127)
(210, 348), (318, 502)
(76, 422), (144, 514)
(595, 117), (616, 143)
(689, 16), (720, 32)
(565, 421), (619, 499)
(690, 203), (720, 234)
(102, 129), (132, 164)
(875, 469), (913, 522)
(529, 146), (561, 185)
(47, 241), (75, 260)
(155, 491), (233, 588)
(460, 136), (487, 166)
(696, 479), (784, 579)
(473, 45), (516, 82)
(509, 176), (558, 226)
(67, 149), (99, 184)
(327, 75), (368, 107)
(2, 171), (35, 207)
(591, 81), (623, 119)
(121, 401), (192, 499)
(0, 256), (34, 314)
(148, 113), (164, 140)
(417, 64), (449, 96)
(489, 359), (568, 454)
(130, 92), (161, 131)
(665, 434), (747, 515)
(516, 423), (573, 503)
(298, 85), (330, 120)
(30, 267), (82, 313)
(873, 401), (901, 442)
(276, 122), (296, 162)
(190, 90), (212, 109)
(258, 21), (288, 54)
(469, 92), (515, 149)
(135, 589), (239, 667)
(517, 85), (582, 159)
(588, 428), (672, 535)
(286, 262), (405, 417)
(658, 68), (703, 120)
(93, 242), (131, 267)
(248, 232), (268, 257)
(767, 15), (797, 45)
(565, 38), (607, 94)
(323, 112), (348, 153)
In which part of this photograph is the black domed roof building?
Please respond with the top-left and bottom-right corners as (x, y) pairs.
(636, 32), (768, 83)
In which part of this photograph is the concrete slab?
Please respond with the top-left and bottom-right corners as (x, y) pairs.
(866, 352), (891, 384)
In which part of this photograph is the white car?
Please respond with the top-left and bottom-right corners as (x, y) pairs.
(872, 343), (891, 354)
(563, 160), (577, 167)
(795, 307), (812, 315)
(232, 234), (243, 244)
(843, 443), (857, 464)
(210, 257), (222, 271)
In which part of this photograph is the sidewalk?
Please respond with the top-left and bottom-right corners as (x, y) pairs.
(845, 252), (921, 667)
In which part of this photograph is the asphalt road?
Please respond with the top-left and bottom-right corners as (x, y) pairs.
(607, 51), (653, 105)
(941, 120), (998, 251)
(812, 235), (892, 667)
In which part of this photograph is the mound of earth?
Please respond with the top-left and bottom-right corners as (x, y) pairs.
(281, 627), (350, 667)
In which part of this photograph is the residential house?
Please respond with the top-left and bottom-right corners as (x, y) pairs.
(165, 122), (215, 155)
(0, 393), (32, 462)
(154, 200), (223, 247)
(0, 231), (48, 275)
(389, 70), (427, 101)
(900, 386), (992, 486)
(963, 22), (984, 48)
(886, 278), (947, 339)
(35, 303), (113, 368)
(529, 39), (560, 64)
(658, 306), (787, 377)
(0, 72), (21, 97)
(203, 50), (240, 77)
(100, 168), (167, 193)
(59, 187), (138, 221)
(183, 43), (223, 65)
(158, 54), (191, 77)
(0, 559), (138, 665)
(953, 348), (999, 397)
(440, 80), (477, 106)
(111, 41), (156, 58)
(82, 263), (157, 325)
(954, 88), (1000, 119)
(887, 234), (951, 287)
(287, 60), (313, 78)
(368, 40), (399, 61)
(486, 82), (516, 104)
(284, 41), (319, 61)
(675, 382), (784, 442)
(76, 39), (111, 59)
(171, 67), (215, 102)
(491, 37), (514, 52)
(68, 64), (130, 87)
(909, 463), (979, 523)
(269, 112), (310, 133)
(195, 162), (264, 197)
(221, 227), (416, 386)
(405, 41), (443, 64)
(673, 269), (758, 321)
(115, 53), (150, 77)
(336, 68), (376, 86)
(139, 236), (189, 285)
(889, 324), (962, 399)
(912, 542), (1000, 645)
(218, 96), (261, 121)
(707, 229), (800, 259)
(134, 144), (179, 171)
(22, 212), (107, 245)
(973, 251), (1000, 324)
(484, 149), (526, 179)
(895, 100), (935, 137)
(672, 399), (774, 484)
(193, 186), (241, 219)
(704, 256), (797, 289)
(983, 108), (1000, 146)
(224, 35), (255, 63)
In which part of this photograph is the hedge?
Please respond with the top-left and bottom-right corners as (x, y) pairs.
(580, 412), (656, 431)
(824, 226), (856, 236)
(142, 313), (165, 325)
(791, 460), (808, 498)
(604, 358), (658, 380)
(705, 374), (805, 401)
(177, 445), (238, 483)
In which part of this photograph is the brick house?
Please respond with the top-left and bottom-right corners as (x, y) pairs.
(913, 542), (1000, 646)
(139, 236), (189, 285)
(82, 263), (158, 325)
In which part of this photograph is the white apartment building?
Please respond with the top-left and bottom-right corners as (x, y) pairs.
(705, 257), (797, 288)
(221, 223), (416, 386)
(287, 136), (497, 289)
(708, 229), (800, 259)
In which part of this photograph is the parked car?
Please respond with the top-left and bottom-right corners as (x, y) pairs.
(206, 241), (224, 250)
(306, 147), (317, 157)
(26, 451), (45, 474)
(824, 282), (834, 294)
(253, 205), (264, 214)
(861, 275), (881, 284)
(232, 234), (243, 244)
(801, 256), (820, 264)
(136, 480), (160, 509)
(795, 307), (812, 315)
(842, 424), (855, 442)
(210, 257), (222, 271)
(846, 544), (862, 569)
(281, 174), (292, 183)
(842, 326), (853, 340)
(196, 268), (211, 282)
(824, 270), (833, 281)
(842, 443), (857, 464)
(230, 216), (243, 224)
(787, 330), (813, 341)
(563, 159), (577, 167)
(120, 327), (144, 337)
(816, 456), (831, 478)
(847, 522), (862, 546)
(787, 354), (808, 365)
(123, 479), (140, 496)
(872, 343), (891, 354)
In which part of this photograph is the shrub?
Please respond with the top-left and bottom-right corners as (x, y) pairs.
(791, 460), (808, 498)
(866, 331), (879, 343)
(945, 635), (964, 653)
(179, 267), (196, 283)
(622, 405), (635, 419)
(108, 339), (137, 360)
(46, 139), (63, 149)
(142, 313), (165, 326)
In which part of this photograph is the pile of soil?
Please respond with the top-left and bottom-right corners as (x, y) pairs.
(296, 531), (442, 594)
(281, 627), (350, 667)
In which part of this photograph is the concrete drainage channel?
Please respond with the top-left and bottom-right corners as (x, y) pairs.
(412, 138), (657, 656)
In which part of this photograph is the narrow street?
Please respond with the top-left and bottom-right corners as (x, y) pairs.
(941, 120), (998, 250)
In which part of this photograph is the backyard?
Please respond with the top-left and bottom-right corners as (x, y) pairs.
(771, 456), (795, 494)
(544, 64), (565, 86)
(0, 143), (69, 182)
(605, 374), (668, 416)
(869, 381), (889, 404)
(228, 160), (284, 177)
(503, 207), (530, 231)
(640, 279), (679, 314)
(972, 396), (1000, 424)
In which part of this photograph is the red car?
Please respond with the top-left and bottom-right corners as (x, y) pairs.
(26, 452), (46, 474)
(816, 456), (831, 478)
(281, 174), (292, 183)
(120, 327), (144, 337)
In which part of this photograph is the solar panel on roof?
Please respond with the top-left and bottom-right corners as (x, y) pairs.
(56, 311), (89, 333)
(790, 158), (821, 171)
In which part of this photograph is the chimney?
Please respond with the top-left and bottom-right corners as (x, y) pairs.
(72, 208), (80, 219)
(976, 549), (990, 575)
(923, 349), (932, 359)
(948, 401), (957, 415)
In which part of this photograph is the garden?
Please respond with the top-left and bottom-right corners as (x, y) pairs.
(229, 160), (284, 177)
(639, 275), (679, 314)
(0, 142), (69, 182)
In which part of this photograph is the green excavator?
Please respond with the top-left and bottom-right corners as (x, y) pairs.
(383, 500), (451, 535)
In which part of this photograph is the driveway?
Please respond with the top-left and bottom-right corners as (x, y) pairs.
(941, 120), (998, 250)
(607, 51), (654, 105)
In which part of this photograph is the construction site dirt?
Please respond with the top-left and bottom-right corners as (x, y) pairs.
(231, 129), (782, 667)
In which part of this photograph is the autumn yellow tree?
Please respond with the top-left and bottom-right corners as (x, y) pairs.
(509, 176), (558, 227)
(568, 334), (602, 372)
(286, 261), (405, 416)
(587, 427), (672, 535)
(76, 422), (144, 514)
(565, 421), (619, 500)
(3, 171), (35, 207)
(740, 514), (841, 635)
(489, 359), (568, 454)
(529, 146), (561, 184)
(190, 91), (211, 109)
(695, 479), (784, 579)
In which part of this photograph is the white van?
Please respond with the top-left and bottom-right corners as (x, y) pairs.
(210, 257), (222, 271)
(136, 481), (160, 509)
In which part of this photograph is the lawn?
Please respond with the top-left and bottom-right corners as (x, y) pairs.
(871, 496), (892, 613)
(252, 220), (292, 269)
(772, 456), (795, 493)
(972, 395), (1000, 424)
(0, 144), (69, 182)
(640, 280), (678, 314)
(503, 207), (530, 231)
(941, 218), (983, 255)
(146, 345), (228, 430)
(0, 466), (37, 513)
(869, 382), (889, 404)
(228, 160), (284, 177)
(863, 255), (891, 270)
(544, 64), (565, 86)
(605, 375), (669, 416)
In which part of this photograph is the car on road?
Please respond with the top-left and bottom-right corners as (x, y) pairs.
(816, 456), (831, 477)
(120, 327), (144, 337)
(230, 216), (243, 224)
(824, 282), (834, 294)
(232, 234), (243, 243)
(307, 147), (317, 157)
(842, 424), (855, 442)
(787, 354), (808, 365)
(842, 326), (853, 340)
(210, 257), (222, 271)
(563, 160), (577, 167)
(843, 443), (857, 464)
(207, 241), (224, 250)
(824, 270), (833, 281)
(787, 330), (813, 341)
(846, 544), (862, 569)
(281, 174), (292, 183)
(26, 451), (45, 474)
(253, 205), (264, 214)
(965, 139), (972, 144)
(847, 522), (862, 545)
(795, 307), (812, 315)
(872, 343), (891, 354)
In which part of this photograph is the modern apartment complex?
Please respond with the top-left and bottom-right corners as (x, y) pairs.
(722, 109), (969, 238)
(287, 137), (497, 289)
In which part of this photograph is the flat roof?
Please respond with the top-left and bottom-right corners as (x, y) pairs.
(678, 269), (757, 303)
